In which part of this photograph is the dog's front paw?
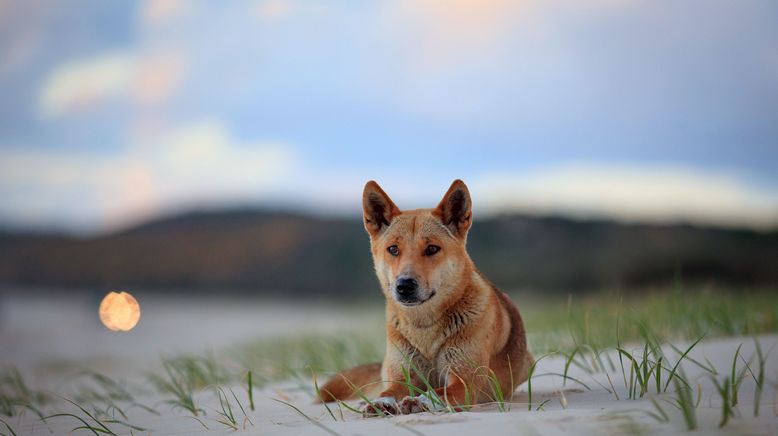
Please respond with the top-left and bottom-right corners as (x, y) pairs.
(399, 395), (444, 414)
(362, 396), (400, 417)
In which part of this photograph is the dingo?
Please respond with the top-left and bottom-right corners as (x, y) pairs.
(319, 180), (533, 415)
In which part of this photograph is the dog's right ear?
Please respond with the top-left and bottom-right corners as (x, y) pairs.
(362, 181), (400, 238)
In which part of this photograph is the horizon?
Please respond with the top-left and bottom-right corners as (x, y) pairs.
(2, 199), (776, 238)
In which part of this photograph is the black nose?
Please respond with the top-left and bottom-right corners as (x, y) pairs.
(395, 278), (418, 296)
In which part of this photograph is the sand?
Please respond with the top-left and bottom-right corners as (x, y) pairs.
(1, 294), (776, 435)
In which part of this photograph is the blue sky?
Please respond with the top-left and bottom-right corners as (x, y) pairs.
(0, 0), (776, 232)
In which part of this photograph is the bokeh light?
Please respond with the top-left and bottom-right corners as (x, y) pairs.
(98, 291), (141, 332)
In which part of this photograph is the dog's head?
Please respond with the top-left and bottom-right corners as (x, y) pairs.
(362, 180), (473, 308)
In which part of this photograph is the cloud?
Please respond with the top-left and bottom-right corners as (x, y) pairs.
(135, 121), (295, 204)
(131, 53), (185, 105)
(38, 50), (185, 117)
(2, 143), (776, 231)
(39, 52), (137, 117)
(471, 164), (778, 229)
(0, 120), (297, 231)
(254, 0), (292, 20)
(140, 0), (186, 24)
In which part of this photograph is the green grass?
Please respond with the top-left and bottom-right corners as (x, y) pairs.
(523, 289), (778, 354)
(271, 398), (342, 436)
(310, 368), (340, 421)
(118, 288), (778, 396)
(69, 370), (159, 418)
(235, 332), (384, 385)
(740, 337), (770, 417)
(208, 288), (778, 395)
(212, 386), (252, 430)
(146, 358), (213, 416)
(0, 367), (49, 419)
(146, 289), (778, 419)
(672, 369), (697, 430)
(0, 417), (17, 436)
(480, 365), (509, 412)
(707, 343), (752, 428)
(3, 287), (776, 433)
(265, 288), (776, 426)
(43, 397), (146, 436)
(246, 370), (255, 411)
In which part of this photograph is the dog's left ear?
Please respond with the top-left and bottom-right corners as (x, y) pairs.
(433, 179), (472, 240)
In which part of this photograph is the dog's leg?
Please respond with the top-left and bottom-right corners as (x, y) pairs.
(363, 341), (431, 416)
(398, 393), (451, 414)
(362, 382), (408, 416)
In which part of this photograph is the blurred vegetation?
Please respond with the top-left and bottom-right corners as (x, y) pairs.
(217, 288), (778, 384)
(520, 287), (778, 353)
(1, 288), (776, 431)
(0, 210), (775, 294)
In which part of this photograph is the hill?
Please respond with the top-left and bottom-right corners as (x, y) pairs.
(0, 210), (775, 295)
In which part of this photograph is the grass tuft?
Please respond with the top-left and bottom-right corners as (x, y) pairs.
(147, 359), (206, 416)
(43, 397), (135, 436)
(673, 371), (697, 430)
(212, 386), (252, 430)
(0, 368), (49, 419)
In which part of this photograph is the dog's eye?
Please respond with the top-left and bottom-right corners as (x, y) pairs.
(387, 245), (400, 256)
(424, 245), (441, 256)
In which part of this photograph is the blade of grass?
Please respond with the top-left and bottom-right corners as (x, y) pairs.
(730, 343), (747, 407)
(247, 371), (255, 412)
(310, 368), (338, 422)
(43, 413), (109, 436)
(664, 335), (705, 392)
(0, 418), (17, 436)
(535, 399), (552, 411)
(271, 398), (341, 436)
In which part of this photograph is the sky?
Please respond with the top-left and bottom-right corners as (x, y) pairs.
(0, 0), (777, 233)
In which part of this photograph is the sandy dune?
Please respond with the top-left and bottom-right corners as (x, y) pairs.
(2, 295), (777, 435)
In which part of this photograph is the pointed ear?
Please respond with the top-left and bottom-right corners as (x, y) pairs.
(362, 181), (401, 238)
(433, 179), (472, 239)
